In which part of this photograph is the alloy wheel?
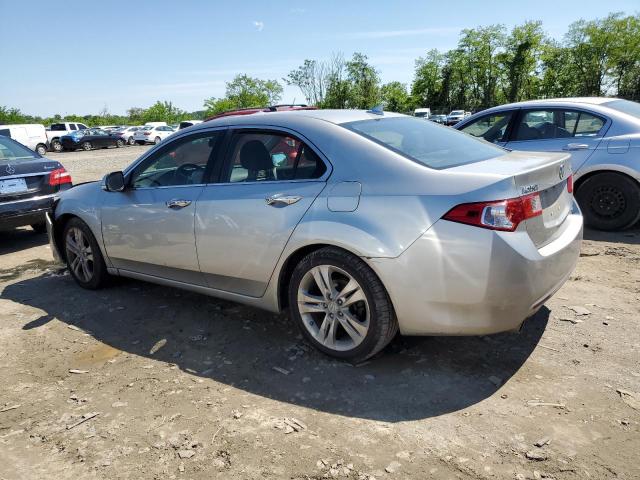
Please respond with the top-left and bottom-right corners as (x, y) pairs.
(83, 142), (92, 151)
(297, 265), (370, 351)
(65, 227), (94, 283)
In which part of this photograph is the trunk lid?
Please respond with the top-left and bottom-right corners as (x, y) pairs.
(0, 159), (61, 203)
(449, 151), (573, 247)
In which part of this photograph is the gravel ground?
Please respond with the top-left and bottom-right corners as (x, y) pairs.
(0, 148), (639, 479)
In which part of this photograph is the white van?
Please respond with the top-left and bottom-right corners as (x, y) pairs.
(0, 124), (48, 155)
(144, 121), (167, 127)
(414, 108), (431, 119)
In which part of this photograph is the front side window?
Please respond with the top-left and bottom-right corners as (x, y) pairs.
(224, 131), (326, 183)
(131, 132), (222, 188)
(514, 109), (604, 141)
(344, 116), (505, 169)
(460, 112), (513, 143)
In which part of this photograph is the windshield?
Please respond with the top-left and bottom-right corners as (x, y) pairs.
(603, 99), (640, 120)
(0, 136), (39, 162)
(343, 116), (505, 169)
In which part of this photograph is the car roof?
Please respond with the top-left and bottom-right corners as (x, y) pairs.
(484, 97), (619, 111)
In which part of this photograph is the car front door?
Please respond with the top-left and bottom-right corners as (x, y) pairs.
(101, 129), (224, 284)
(504, 108), (607, 173)
(195, 129), (329, 297)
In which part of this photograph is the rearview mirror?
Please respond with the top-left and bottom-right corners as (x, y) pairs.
(102, 171), (125, 192)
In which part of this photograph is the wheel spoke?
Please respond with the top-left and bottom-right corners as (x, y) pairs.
(337, 278), (366, 307)
(338, 311), (368, 341)
(317, 314), (336, 347)
(66, 237), (81, 256)
(311, 265), (335, 300)
(80, 259), (91, 281)
(70, 256), (83, 278)
(298, 291), (326, 313)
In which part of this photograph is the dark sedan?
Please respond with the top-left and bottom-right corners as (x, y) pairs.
(0, 135), (72, 232)
(60, 128), (125, 151)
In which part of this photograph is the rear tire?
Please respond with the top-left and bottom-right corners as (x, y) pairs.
(62, 218), (110, 289)
(35, 144), (47, 155)
(154, 136), (161, 145)
(51, 140), (62, 152)
(82, 141), (92, 151)
(116, 139), (124, 147)
(127, 136), (135, 145)
(288, 247), (398, 362)
(576, 172), (640, 231)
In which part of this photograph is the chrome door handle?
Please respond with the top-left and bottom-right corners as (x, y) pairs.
(166, 199), (192, 209)
(563, 143), (589, 151)
(265, 194), (302, 206)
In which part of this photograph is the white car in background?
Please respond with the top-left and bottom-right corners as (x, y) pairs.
(113, 126), (142, 145)
(0, 124), (49, 155)
(133, 125), (175, 145)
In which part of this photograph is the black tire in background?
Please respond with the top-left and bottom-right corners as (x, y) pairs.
(576, 172), (640, 231)
(116, 139), (124, 147)
(62, 217), (110, 290)
(82, 141), (92, 151)
(36, 144), (47, 155)
(51, 140), (62, 152)
(288, 247), (398, 363)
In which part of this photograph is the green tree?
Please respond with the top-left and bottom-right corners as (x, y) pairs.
(411, 49), (444, 109)
(345, 53), (381, 109)
(203, 74), (283, 116)
(285, 59), (328, 106)
(141, 101), (187, 124)
(380, 81), (411, 112)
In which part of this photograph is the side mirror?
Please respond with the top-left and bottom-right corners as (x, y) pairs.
(102, 171), (125, 192)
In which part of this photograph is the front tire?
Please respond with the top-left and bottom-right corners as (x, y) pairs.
(288, 247), (398, 362)
(576, 172), (640, 231)
(116, 139), (124, 147)
(36, 144), (47, 155)
(127, 136), (135, 145)
(154, 136), (161, 145)
(82, 141), (92, 151)
(62, 218), (109, 289)
(51, 140), (62, 152)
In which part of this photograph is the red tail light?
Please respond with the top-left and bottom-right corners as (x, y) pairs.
(49, 167), (72, 186)
(143, 132), (151, 136)
(443, 192), (542, 232)
(567, 174), (573, 194)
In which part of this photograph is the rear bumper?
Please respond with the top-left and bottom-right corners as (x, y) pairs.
(0, 194), (57, 230)
(369, 200), (583, 336)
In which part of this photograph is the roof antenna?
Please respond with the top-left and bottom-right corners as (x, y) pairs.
(367, 104), (384, 115)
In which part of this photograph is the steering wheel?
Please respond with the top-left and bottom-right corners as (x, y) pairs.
(175, 163), (204, 183)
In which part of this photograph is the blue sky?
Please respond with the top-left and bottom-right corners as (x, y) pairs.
(0, 0), (637, 116)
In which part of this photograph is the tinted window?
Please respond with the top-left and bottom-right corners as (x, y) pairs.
(0, 136), (38, 162)
(131, 132), (221, 188)
(224, 132), (326, 183)
(50, 123), (66, 131)
(78, 124), (88, 130)
(344, 116), (504, 169)
(461, 112), (513, 143)
(0, 129), (11, 138)
(69, 124), (77, 130)
(514, 109), (604, 141)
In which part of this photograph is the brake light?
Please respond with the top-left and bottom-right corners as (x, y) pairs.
(443, 192), (542, 232)
(144, 132), (151, 136)
(567, 174), (573, 194)
(49, 167), (72, 186)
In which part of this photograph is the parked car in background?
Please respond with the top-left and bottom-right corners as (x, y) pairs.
(144, 122), (167, 127)
(413, 108), (431, 119)
(60, 129), (125, 151)
(429, 114), (447, 124)
(47, 122), (89, 152)
(446, 110), (467, 126)
(1, 135), (71, 232)
(133, 125), (175, 145)
(179, 120), (203, 129)
(49, 109), (581, 361)
(0, 124), (49, 155)
(98, 125), (121, 132)
(455, 97), (640, 231)
(112, 126), (141, 145)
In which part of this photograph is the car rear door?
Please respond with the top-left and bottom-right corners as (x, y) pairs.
(504, 108), (607, 174)
(101, 129), (225, 284)
(195, 128), (329, 297)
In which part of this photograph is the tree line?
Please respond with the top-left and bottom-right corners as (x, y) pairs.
(2, 12), (639, 126)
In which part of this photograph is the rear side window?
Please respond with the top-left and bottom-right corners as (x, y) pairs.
(344, 116), (505, 169)
(69, 124), (77, 130)
(223, 131), (326, 183)
(514, 109), (604, 141)
(50, 123), (66, 131)
(0, 128), (11, 138)
(0, 136), (38, 161)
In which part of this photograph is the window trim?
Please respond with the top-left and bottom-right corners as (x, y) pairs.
(218, 126), (332, 185)
(125, 128), (227, 190)
(508, 107), (608, 143)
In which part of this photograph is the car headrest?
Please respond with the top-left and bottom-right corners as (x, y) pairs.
(240, 140), (273, 171)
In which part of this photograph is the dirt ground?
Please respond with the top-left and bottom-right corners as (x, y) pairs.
(1, 147), (639, 479)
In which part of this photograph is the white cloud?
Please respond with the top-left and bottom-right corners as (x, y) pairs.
(341, 27), (460, 39)
(253, 20), (264, 32)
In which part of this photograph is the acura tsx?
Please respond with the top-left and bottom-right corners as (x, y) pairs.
(47, 109), (583, 361)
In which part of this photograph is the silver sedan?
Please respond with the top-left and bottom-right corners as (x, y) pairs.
(48, 109), (582, 361)
(455, 97), (640, 231)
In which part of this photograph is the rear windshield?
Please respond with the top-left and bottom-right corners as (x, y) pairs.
(0, 136), (39, 162)
(343, 116), (505, 169)
(603, 99), (640, 120)
(50, 123), (67, 131)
